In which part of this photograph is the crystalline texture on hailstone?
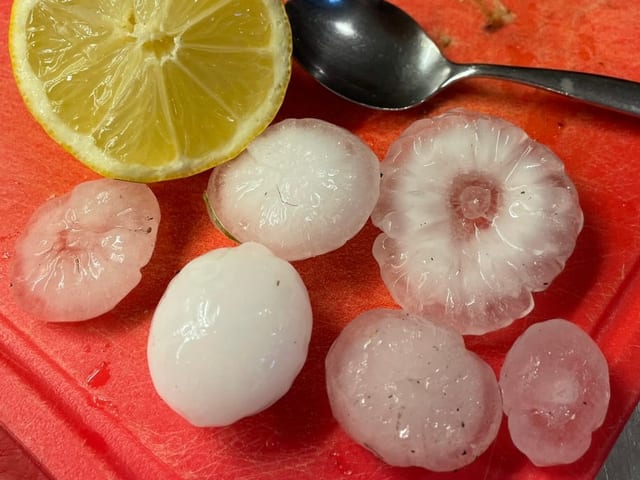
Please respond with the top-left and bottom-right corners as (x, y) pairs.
(499, 319), (610, 466)
(325, 308), (503, 472)
(372, 110), (583, 335)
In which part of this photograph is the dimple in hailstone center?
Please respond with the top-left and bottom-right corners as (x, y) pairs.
(459, 185), (492, 220)
(449, 173), (500, 236)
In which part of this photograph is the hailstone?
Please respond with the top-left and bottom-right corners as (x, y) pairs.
(205, 118), (381, 261)
(499, 319), (610, 466)
(372, 110), (583, 335)
(11, 179), (160, 322)
(147, 242), (313, 427)
(325, 308), (502, 472)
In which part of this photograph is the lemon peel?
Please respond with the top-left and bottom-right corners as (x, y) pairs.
(9, 0), (292, 182)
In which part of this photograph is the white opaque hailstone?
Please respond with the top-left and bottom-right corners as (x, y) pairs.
(325, 308), (503, 472)
(147, 242), (313, 427)
(372, 110), (584, 335)
(205, 118), (381, 261)
(499, 319), (610, 467)
(11, 179), (160, 322)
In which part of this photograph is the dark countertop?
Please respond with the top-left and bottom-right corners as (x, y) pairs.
(597, 403), (640, 480)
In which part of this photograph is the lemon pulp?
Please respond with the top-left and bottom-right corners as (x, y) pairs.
(9, 0), (292, 182)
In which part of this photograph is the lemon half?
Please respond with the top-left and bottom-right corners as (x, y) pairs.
(9, 0), (292, 182)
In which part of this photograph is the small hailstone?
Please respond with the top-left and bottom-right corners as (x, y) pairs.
(205, 118), (381, 261)
(147, 242), (313, 427)
(325, 308), (502, 472)
(499, 319), (610, 467)
(372, 110), (583, 335)
(11, 179), (160, 322)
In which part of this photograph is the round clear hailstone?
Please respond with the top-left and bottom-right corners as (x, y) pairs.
(11, 179), (160, 322)
(499, 319), (610, 467)
(325, 308), (503, 472)
(206, 118), (380, 261)
(372, 110), (583, 335)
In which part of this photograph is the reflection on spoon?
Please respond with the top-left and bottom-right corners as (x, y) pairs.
(285, 0), (640, 116)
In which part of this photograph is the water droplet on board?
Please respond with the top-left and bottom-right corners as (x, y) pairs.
(90, 394), (115, 411)
(86, 361), (110, 387)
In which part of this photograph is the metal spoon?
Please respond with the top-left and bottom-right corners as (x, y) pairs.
(285, 0), (640, 115)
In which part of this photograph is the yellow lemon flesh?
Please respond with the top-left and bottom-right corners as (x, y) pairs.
(9, 0), (292, 182)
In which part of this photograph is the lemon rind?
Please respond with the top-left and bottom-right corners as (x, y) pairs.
(8, 0), (292, 183)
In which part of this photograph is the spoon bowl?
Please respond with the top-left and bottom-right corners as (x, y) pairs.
(286, 0), (451, 109)
(286, 0), (640, 116)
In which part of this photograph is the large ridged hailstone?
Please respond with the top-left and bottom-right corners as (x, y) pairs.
(205, 118), (380, 261)
(11, 179), (160, 322)
(147, 242), (312, 427)
(372, 110), (583, 335)
(500, 319), (610, 466)
(325, 309), (502, 472)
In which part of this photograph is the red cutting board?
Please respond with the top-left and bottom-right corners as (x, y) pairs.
(2, 0), (640, 479)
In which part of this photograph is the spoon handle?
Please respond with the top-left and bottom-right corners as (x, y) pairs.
(461, 64), (640, 117)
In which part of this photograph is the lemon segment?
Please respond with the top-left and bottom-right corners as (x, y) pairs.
(9, 0), (292, 182)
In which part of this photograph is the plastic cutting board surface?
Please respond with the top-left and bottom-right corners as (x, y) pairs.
(1, 0), (640, 478)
